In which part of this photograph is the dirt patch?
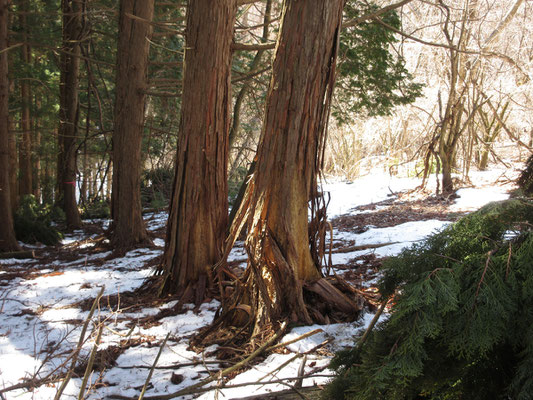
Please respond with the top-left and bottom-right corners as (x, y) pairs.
(331, 196), (467, 231)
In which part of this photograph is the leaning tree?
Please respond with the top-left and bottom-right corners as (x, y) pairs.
(207, 0), (359, 344)
(157, 0), (237, 302)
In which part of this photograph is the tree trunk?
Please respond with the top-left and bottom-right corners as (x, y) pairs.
(228, 0), (272, 149)
(0, 0), (21, 252)
(110, 0), (154, 248)
(437, 0), (477, 194)
(217, 0), (357, 340)
(33, 98), (41, 201)
(8, 83), (18, 212)
(18, 2), (32, 197)
(57, 0), (83, 228)
(158, 0), (236, 301)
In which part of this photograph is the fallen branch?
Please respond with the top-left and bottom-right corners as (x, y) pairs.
(139, 332), (170, 400)
(109, 322), (288, 400)
(54, 286), (105, 400)
(357, 298), (389, 348)
(110, 372), (333, 400)
(266, 328), (323, 353)
(332, 242), (398, 254)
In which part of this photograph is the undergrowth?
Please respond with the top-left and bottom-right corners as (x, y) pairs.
(326, 198), (533, 400)
(14, 195), (64, 245)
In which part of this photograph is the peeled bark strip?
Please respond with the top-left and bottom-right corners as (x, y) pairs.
(216, 0), (358, 341)
(111, 0), (154, 248)
(158, 0), (236, 300)
(0, 0), (21, 252)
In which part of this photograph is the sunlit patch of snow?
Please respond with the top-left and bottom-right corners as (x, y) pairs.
(322, 174), (419, 217)
(78, 241), (96, 249)
(503, 230), (520, 241)
(144, 211), (168, 231)
(228, 241), (247, 262)
(450, 187), (510, 212)
(153, 238), (165, 247)
(0, 169), (521, 399)
(330, 219), (450, 266)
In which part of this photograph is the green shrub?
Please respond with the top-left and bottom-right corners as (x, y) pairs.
(327, 199), (533, 400)
(141, 167), (174, 208)
(517, 154), (533, 196)
(81, 199), (111, 219)
(14, 195), (64, 245)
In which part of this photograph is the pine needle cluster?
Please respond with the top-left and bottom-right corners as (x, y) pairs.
(327, 198), (533, 400)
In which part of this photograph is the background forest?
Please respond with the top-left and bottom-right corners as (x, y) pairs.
(0, 0), (531, 249)
(0, 0), (532, 399)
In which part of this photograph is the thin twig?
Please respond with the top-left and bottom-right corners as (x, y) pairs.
(54, 286), (105, 400)
(78, 322), (104, 400)
(138, 332), (171, 400)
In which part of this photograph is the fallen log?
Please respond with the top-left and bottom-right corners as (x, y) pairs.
(0, 250), (35, 259)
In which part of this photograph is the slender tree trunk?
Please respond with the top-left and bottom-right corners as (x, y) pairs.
(33, 98), (41, 201)
(58, 0), (83, 228)
(18, 2), (32, 197)
(0, 0), (21, 252)
(228, 0), (272, 149)
(158, 0), (237, 301)
(437, 0), (477, 194)
(215, 0), (357, 341)
(110, 0), (154, 248)
(8, 83), (18, 212)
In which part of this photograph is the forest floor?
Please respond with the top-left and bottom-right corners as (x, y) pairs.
(0, 166), (520, 400)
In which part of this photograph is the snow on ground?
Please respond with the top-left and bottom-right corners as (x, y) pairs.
(0, 169), (515, 399)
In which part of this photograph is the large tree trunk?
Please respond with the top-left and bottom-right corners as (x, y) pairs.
(0, 0), (21, 252)
(57, 0), (83, 228)
(158, 0), (236, 301)
(215, 0), (357, 342)
(110, 0), (154, 248)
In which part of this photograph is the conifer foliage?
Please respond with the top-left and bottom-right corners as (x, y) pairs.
(327, 198), (533, 400)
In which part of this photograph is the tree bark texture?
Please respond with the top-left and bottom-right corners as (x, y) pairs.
(111, 0), (154, 248)
(8, 87), (18, 212)
(0, 0), (21, 252)
(58, 0), (83, 228)
(158, 0), (236, 300)
(18, 1), (32, 197)
(223, 0), (356, 337)
(33, 99), (41, 200)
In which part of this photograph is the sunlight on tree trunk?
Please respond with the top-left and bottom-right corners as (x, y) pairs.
(209, 0), (359, 344)
(157, 0), (237, 302)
